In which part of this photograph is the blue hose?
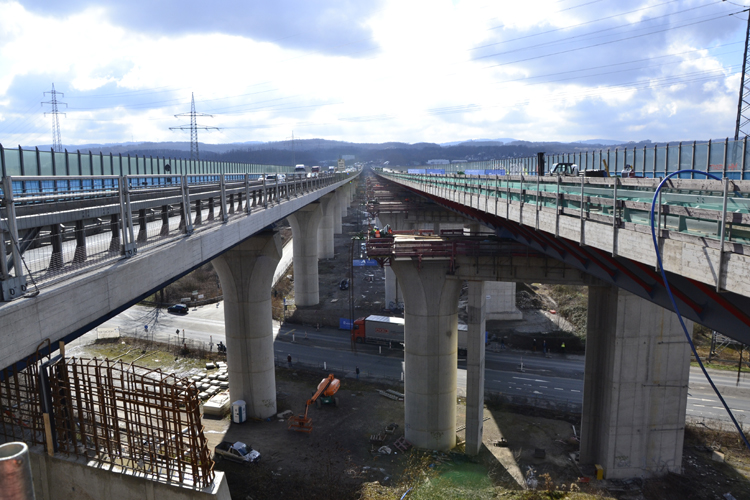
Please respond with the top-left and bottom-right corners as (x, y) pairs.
(649, 169), (750, 452)
(400, 487), (413, 499)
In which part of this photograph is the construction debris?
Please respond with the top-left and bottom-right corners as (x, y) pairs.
(386, 389), (404, 398)
(370, 433), (386, 445)
(392, 436), (412, 452)
(377, 390), (402, 401)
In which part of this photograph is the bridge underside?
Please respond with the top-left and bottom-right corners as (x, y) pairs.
(376, 178), (750, 344)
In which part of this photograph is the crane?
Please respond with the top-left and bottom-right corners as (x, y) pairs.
(287, 374), (340, 433)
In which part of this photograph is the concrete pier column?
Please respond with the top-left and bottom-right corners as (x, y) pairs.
(288, 203), (324, 306)
(384, 266), (399, 307)
(212, 231), (282, 419)
(485, 281), (522, 321)
(391, 260), (462, 451)
(580, 287), (692, 479)
(340, 185), (349, 217)
(465, 281), (486, 455)
(333, 191), (343, 235)
(317, 193), (336, 260)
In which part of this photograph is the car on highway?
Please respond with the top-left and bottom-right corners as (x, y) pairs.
(167, 304), (189, 315)
(339, 279), (350, 290)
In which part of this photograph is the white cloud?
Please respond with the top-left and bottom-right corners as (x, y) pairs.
(0, 0), (746, 147)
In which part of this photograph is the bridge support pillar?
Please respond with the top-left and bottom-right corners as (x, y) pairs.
(288, 203), (323, 306)
(391, 260), (462, 451)
(580, 286), (692, 479)
(333, 191), (343, 235)
(384, 266), (402, 309)
(212, 230), (282, 419)
(485, 281), (522, 321)
(340, 185), (349, 217)
(465, 281), (486, 455)
(317, 193), (336, 260)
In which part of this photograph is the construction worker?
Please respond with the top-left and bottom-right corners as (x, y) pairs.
(561, 341), (566, 354)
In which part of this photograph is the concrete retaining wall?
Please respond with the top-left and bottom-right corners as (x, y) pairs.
(27, 446), (230, 500)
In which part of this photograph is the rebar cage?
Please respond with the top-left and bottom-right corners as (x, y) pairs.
(0, 353), (214, 488)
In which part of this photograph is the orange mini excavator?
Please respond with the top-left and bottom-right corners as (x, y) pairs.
(287, 374), (340, 433)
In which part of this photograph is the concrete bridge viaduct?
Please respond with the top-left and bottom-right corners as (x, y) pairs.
(0, 171), (358, 422)
(366, 169), (750, 479)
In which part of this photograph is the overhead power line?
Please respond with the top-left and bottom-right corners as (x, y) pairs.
(41, 83), (66, 152)
(169, 93), (219, 161)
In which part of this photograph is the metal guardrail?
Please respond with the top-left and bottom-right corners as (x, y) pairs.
(0, 172), (351, 301)
(380, 171), (750, 248)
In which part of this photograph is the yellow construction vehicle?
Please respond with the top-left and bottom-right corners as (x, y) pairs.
(287, 374), (341, 433)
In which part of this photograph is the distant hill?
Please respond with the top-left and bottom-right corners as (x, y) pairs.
(576, 139), (626, 146)
(26, 137), (705, 167)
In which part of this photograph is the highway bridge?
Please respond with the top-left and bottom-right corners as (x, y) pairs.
(367, 150), (750, 478)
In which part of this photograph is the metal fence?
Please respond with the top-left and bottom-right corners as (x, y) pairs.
(405, 138), (750, 180)
(0, 144), (293, 177)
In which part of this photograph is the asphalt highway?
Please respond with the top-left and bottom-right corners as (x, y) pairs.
(81, 303), (750, 424)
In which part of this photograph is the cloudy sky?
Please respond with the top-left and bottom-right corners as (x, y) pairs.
(0, 0), (748, 148)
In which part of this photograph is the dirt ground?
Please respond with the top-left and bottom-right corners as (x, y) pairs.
(205, 367), (409, 500)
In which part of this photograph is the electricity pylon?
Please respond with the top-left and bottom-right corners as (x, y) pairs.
(170, 93), (218, 160)
(42, 83), (66, 152)
(735, 11), (750, 140)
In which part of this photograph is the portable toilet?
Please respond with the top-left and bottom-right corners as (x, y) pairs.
(231, 400), (246, 424)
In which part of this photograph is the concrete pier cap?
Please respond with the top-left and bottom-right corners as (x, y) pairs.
(212, 230), (282, 419)
(390, 260), (462, 451)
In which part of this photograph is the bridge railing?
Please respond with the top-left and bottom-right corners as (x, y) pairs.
(379, 171), (750, 250)
(0, 171), (352, 300)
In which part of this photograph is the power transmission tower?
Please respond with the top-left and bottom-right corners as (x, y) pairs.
(735, 11), (750, 140)
(170, 93), (218, 160)
(42, 83), (66, 152)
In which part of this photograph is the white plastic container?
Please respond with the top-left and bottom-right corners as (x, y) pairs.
(232, 400), (246, 424)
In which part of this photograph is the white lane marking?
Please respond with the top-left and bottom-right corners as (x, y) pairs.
(540, 386), (548, 389)
(571, 389), (581, 393)
(513, 376), (550, 383)
(554, 388), (564, 391)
